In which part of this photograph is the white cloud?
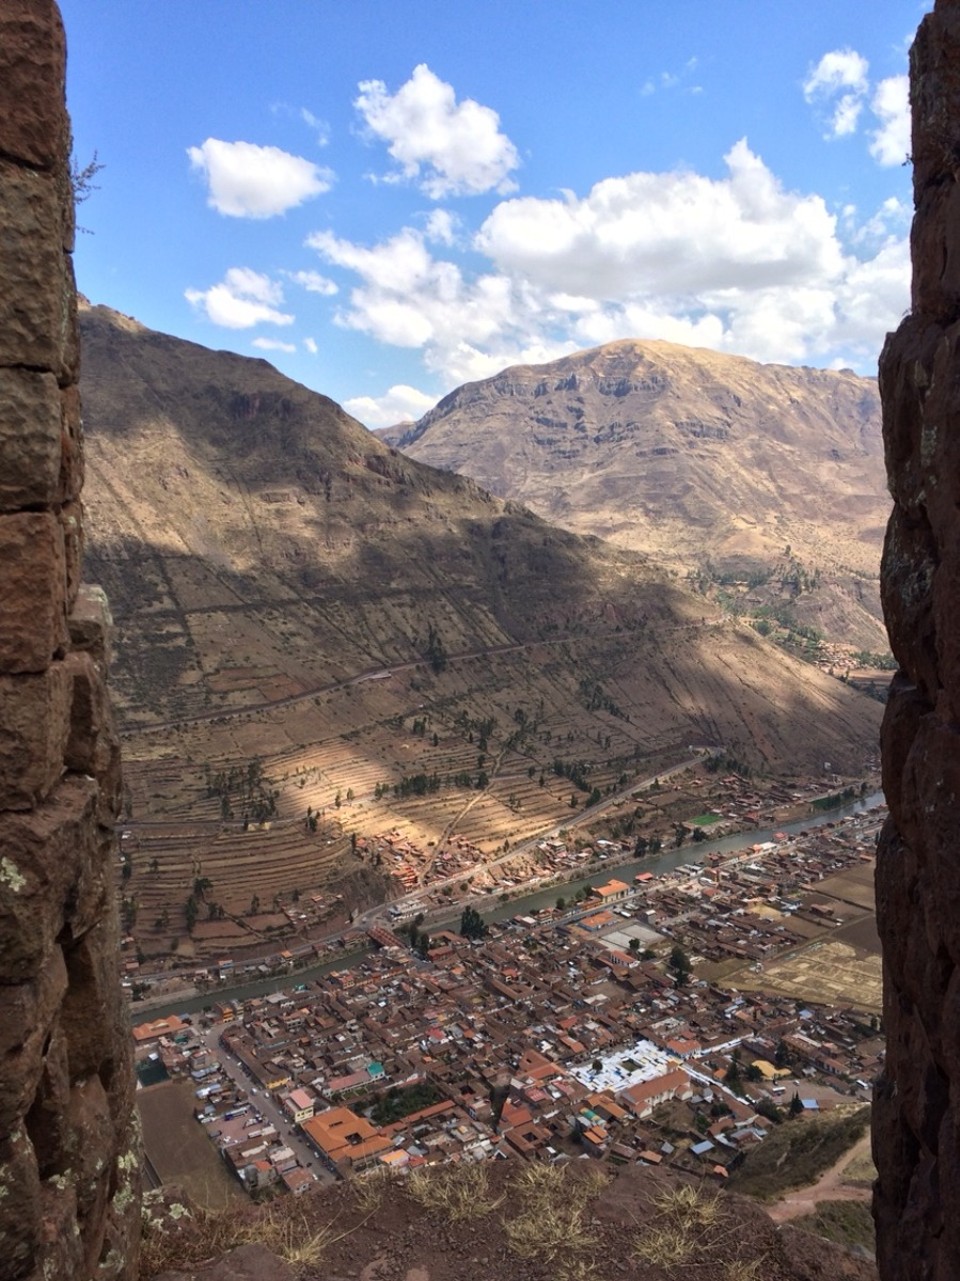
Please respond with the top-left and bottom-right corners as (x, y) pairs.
(300, 107), (330, 147)
(288, 268), (339, 296)
(849, 195), (910, 246)
(304, 139), (907, 387)
(833, 235), (911, 351)
(424, 208), (460, 246)
(640, 57), (701, 98)
(187, 138), (334, 218)
(354, 63), (520, 197)
(252, 337), (296, 353)
(303, 337), (318, 354)
(185, 267), (294, 329)
(309, 226), (520, 351)
(343, 384), (438, 428)
(869, 75), (910, 166)
(803, 49), (870, 138)
(477, 140), (844, 297)
(803, 51), (909, 169)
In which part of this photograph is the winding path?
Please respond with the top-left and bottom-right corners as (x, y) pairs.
(765, 1130), (874, 1224)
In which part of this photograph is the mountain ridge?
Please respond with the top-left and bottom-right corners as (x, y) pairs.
(380, 338), (887, 650)
(77, 302), (880, 935)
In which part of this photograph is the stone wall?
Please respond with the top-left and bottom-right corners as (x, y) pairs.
(0, 4), (140, 1278)
(874, 2), (960, 1278)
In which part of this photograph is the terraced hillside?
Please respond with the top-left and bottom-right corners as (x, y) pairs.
(79, 304), (881, 948)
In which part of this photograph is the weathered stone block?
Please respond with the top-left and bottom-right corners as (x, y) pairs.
(66, 1075), (114, 1271)
(0, 1123), (42, 1280)
(35, 1179), (85, 1281)
(68, 584), (114, 671)
(0, 663), (71, 809)
(95, 1112), (141, 1281)
(911, 183), (960, 321)
(59, 382), (85, 504)
(0, 511), (68, 674)
(0, 2), (67, 170)
(63, 647), (107, 780)
(61, 499), (84, 613)
(0, 368), (62, 512)
(880, 677), (928, 810)
(25, 1021), (71, 1179)
(61, 916), (126, 1083)
(60, 253), (81, 386)
(0, 160), (69, 372)
(909, 4), (960, 198)
(64, 650), (122, 817)
(0, 775), (99, 979)
(0, 948), (67, 1141)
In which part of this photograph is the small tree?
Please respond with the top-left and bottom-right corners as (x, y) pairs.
(459, 905), (487, 940)
(668, 943), (691, 987)
(789, 1092), (804, 1118)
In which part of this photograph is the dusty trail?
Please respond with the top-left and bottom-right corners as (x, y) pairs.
(765, 1130), (874, 1224)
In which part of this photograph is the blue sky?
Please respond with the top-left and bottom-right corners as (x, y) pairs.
(61, 1), (922, 427)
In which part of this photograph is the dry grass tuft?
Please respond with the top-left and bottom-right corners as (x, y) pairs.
(504, 1199), (594, 1261)
(405, 1160), (504, 1222)
(724, 1259), (765, 1281)
(351, 1164), (396, 1214)
(502, 1161), (611, 1277)
(139, 1194), (361, 1279)
(633, 1180), (769, 1281)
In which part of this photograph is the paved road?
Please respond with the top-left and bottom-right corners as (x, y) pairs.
(199, 1021), (335, 1184)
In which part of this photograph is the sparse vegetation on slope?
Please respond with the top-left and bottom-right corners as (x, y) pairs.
(728, 1106), (871, 1201)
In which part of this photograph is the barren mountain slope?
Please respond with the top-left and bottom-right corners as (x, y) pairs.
(384, 340), (888, 650)
(78, 304), (880, 924)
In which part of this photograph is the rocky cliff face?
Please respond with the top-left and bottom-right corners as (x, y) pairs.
(874, 3), (960, 1278)
(0, 5), (139, 1278)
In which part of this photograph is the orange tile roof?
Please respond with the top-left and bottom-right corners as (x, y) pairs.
(302, 1106), (391, 1165)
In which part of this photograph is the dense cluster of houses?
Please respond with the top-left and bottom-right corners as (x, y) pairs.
(133, 807), (884, 1196)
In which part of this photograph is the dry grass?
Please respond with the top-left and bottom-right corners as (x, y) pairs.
(139, 1192), (363, 1278)
(405, 1160), (504, 1222)
(502, 1162), (611, 1278)
(352, 1163), (396, 1213)
(841, 1146), (878, 1187)
(792, 1199), (876, 1254)
(632, 1181), (770, 1281)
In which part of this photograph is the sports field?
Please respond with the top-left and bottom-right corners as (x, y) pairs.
(138, 1080), (242, 1209)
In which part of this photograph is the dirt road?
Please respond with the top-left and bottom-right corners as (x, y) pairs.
(765, 1130), (874, 1223)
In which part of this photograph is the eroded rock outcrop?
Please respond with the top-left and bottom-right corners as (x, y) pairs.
(874, 2), (960, 1278)
(0, 4), (139, 1277)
